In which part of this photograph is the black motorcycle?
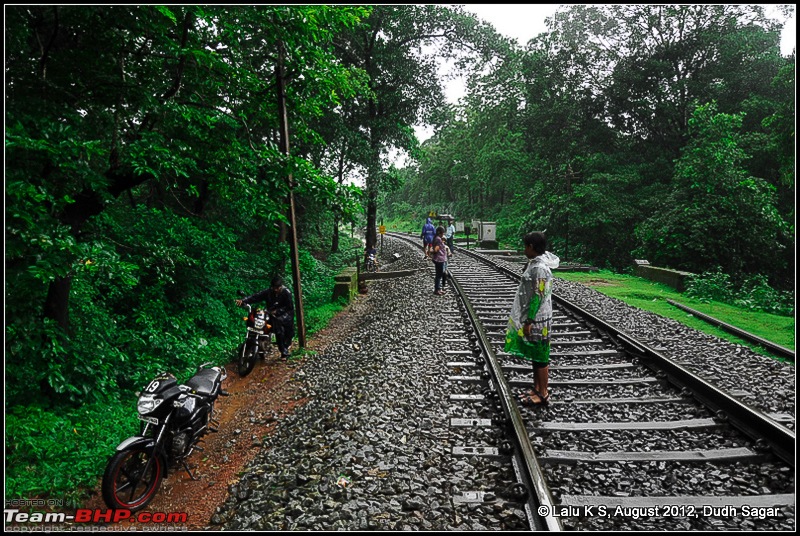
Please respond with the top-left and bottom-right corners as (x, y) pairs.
(236, 303), (273, 377)
(101, 363), (228, 512)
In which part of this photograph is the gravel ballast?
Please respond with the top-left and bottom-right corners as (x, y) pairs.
(211, 239), (794, 530)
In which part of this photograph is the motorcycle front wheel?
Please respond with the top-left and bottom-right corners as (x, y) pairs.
(238, 339), (258, 377)
(259, 338), (272, 360)
(102, 446), (164, 512)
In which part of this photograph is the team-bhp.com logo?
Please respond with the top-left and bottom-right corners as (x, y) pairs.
(5, 508), (188, 525)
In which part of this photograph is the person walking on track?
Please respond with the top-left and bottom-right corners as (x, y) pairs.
(431, 226), (449, 295)
(421, 217), (436, 258)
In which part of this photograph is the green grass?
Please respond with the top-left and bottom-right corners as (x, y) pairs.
(305, 302), (346, 336)
(556, 270), (795, 361)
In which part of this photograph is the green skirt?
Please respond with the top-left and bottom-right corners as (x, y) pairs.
(505, 325), (550, 364)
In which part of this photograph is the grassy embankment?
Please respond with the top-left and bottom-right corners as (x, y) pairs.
(556, 270), (795, 361)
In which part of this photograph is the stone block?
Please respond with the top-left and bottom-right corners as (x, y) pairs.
(634, 265), (694, 292)
(332, 267), (358, 302)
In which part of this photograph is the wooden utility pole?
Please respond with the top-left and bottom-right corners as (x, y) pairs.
(276, 43), (306, 348)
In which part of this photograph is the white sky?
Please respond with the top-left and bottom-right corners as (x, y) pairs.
(463, 4), (795, 59)
(462, 4), (558, 49)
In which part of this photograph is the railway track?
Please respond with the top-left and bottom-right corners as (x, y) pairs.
(390, 233), (795, 530)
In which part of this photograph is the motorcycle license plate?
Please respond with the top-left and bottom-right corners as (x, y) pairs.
(138, 414), (159, 425)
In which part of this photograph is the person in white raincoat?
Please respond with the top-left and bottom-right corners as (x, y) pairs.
(505, 232), (559, 405)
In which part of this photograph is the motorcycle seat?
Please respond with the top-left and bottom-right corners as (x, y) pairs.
(185, 368), (222, 397)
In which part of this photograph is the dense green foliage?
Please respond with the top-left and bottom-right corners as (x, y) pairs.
(383, 5), (795, 296)
(6, 4), (371, 401)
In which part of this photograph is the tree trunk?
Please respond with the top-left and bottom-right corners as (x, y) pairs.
(366, 189), (378, 248)
(43, 275), (72, 332)
(331, 137), (348, 254)
(331, 215), (340, 253)
(365, 117), (381, 248)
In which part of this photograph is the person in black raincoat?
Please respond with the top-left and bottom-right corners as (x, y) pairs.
(236, 276), (295, 359)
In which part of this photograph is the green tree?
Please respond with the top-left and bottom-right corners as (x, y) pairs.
(548, 5), (782, 156)
(5, 5), (370, 406)
(299, 101), (370, 253)
(333, 5), (501, 248)
(636, 102), (787, 279)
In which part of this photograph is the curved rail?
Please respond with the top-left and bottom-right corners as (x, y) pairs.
(667, 299), (795, 362)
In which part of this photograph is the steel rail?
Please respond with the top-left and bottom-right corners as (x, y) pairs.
(554, 295), (795, 467)
(462, 246), (795, 467)
(387, 232), (562, 531)
(450, 274), (563, 531)
(667, 299), (795, 362)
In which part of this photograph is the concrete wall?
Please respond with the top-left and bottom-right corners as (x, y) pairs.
(634, 265), (695, 292)
(333, 267), (420, 303)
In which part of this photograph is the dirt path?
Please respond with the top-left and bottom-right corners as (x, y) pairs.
(80, 300), (367, 530)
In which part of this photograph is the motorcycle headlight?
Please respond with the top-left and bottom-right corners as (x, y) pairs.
(137, 394), (164, 415)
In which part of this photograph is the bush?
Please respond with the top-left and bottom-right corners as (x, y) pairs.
(685, 267), (735, 303)
(4, 229), (364, 504)
(5, 402), (136, 506)
(737, 274), (795, 316)
(686, 267), (794, 316)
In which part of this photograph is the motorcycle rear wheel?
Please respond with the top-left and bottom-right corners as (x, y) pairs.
(238, 339), (258, 377)
(102, 447), (164, 512)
